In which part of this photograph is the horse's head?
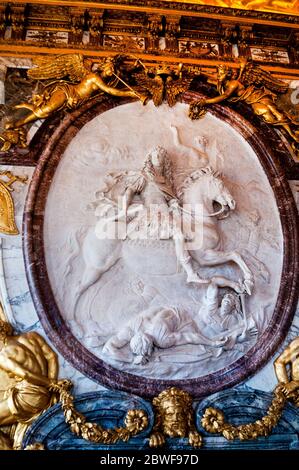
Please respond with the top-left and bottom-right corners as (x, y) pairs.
(180, 167), (236, 218)
(206, 169), (236, 215)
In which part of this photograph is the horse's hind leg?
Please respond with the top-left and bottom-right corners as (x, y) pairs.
(73, 248), (121, 314)
(194, 249), (254, 294)
(73, 266), (102, 315)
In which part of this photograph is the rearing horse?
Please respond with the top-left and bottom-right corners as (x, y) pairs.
(70, 167), (253, 312)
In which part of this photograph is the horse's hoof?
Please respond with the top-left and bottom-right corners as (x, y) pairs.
(243, 279), (254, 295)
(187, 273), (209, 284)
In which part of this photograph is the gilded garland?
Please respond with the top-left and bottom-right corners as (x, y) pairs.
(0, 318), (148, 450)
(51, 380), (148, 445)
(202, 337), (299, 441)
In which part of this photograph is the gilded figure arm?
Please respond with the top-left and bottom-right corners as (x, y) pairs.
(31, 333), (59, 381)
(93, 75), (138, 99)
(0, 354), (51, 387)
(274, 337), (299, 384)
(204, 81), (239, 105)
(274, 344), (294, 383)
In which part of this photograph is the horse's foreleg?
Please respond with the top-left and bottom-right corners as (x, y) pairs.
(195, 249), (254, 294)
(209, 275), (243, 293)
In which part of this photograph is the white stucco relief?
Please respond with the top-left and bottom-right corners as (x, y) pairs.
(44, 102), (283, 380)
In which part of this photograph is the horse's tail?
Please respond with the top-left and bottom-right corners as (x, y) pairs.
(62, 226), (87, 281)
(242, 249), (270, 284)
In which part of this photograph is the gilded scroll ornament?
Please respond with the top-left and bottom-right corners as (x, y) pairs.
(189, 60), (299, 153)
(4, 53), (148, 133)
(201, 336), (299, 441)
(50, 380), (148, 444)
(0, 319), (60, 450)
(0, 171), (27, 236)
(149, 387), (202, 448)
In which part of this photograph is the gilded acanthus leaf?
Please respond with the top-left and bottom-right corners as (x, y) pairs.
(0, 172), (27, 236)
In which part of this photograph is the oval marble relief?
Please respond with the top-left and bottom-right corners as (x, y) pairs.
(24, 95), (298, 397)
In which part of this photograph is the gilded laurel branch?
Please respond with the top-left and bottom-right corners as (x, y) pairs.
(50, 381), (148, 444)
(201, 384), (290, 440)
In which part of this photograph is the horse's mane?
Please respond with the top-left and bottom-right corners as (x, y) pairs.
(177, 166), (221, 199)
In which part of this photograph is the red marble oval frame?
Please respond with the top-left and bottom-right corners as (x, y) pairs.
(23, 93), (299, 398)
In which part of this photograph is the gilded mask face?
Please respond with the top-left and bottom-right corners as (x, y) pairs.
(161, 401), (189, 437)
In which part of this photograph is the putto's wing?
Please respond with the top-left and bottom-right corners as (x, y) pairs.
(165, 77), (193, 107)
(242, 62), (289, 95)
(28, 54), (88, 82)
(134, 73), (164, 106)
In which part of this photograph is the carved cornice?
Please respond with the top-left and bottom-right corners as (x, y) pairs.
(1, 1), (299, 25)
(0, 3), (297, 78)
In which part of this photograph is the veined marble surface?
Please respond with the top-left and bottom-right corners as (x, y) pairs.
(0, 165), (103, 395)
(247, 179), (299, 392)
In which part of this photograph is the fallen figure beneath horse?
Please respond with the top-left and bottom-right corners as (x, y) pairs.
(102, 277), (257, 365)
